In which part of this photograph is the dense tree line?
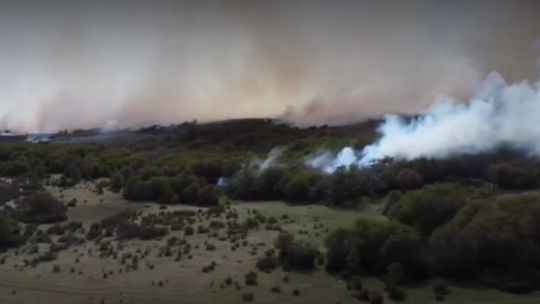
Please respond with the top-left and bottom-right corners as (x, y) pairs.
(123, 173), (220, 206)
(1, 132), (540, 208)
(227, 151), (540, 205)
(324, 183), (540, 293)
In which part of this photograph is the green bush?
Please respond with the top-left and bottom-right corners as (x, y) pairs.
(14, 192), (67, 223)
(109, 172), (125, 192)
(0, 215), (23, 249)
(275, 232), (319, 271)
(245, 270), (258, 286)
(429, 195), (540, 280)
(325, 218), (422, 276)
(0, 161), (30, 176)
(369, 291), (383, 304)
(284, 171), (322, 203)
(0, 184), (22, 205)
(184, 226), (195, 236)
(388, 183), (469, 235)
(432, 279), (451, 298)
(181, 183), (201, 204)
(241, 293), (254, 302)
(198, 185), (220, 206)
(256, 255), (280, 272)
(487, 163), (539, 189)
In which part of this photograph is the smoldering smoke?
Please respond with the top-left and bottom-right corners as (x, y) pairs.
(308, 72), (540, 173)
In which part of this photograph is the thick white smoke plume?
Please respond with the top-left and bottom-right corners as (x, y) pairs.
(308, 72), (540, 173)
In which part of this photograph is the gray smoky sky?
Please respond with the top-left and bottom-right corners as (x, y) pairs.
(0, 0), (539, 132)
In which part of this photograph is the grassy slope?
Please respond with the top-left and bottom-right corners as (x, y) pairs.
(1, 184), (540, 303)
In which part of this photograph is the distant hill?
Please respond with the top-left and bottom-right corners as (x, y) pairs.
(10, 118), (382, 153)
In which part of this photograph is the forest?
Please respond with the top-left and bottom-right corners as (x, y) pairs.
(2, 119), (540, 302)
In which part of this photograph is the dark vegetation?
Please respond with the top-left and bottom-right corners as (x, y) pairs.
(2, 120), (538, 207)
(325, 184), (540, 294)
(274, 232), (320, 271)
(12, 192), (67, 224)
(1, 118), (540, 295)
(229, 150), (540, 205)
(0, 215), (23, 249)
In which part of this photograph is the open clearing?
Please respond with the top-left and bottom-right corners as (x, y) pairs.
(1, 183), (540, 304)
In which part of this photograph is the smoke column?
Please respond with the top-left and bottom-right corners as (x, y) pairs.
(0, 0), (539, 132)
(255, 148), (284, 172)
(309, 72), (540, 173)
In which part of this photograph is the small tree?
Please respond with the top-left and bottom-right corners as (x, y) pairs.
(245, 270), (258, 286)
(0, 215), (22, 249)
(275, 232), (319, 271)
(256, 255), (279, 272)
(181, 183), (201, 204)
(110, 173), (125, 192)
(16, 192), (67, 223)
(198, 185), (220, 206)
(432, 279), (451, 299)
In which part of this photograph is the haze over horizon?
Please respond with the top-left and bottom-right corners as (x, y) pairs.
(1, 0), (540, 132)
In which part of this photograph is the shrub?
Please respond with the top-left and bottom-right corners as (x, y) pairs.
(429, 195), (540, 279)
(270, 286), (281, 293)
(207, 205), (225, 215)
(355, 289), (370, 301)
(432, 279), (451, 298)
(38, 250), (58, 262)
(123, 178), (149, 201)
(47, 223), (68, 235)
(388, 183), (469, 235)
(242, 217), (259, 230)
(275, 232), (319, 271)
(138, 224), (168, 240)
(67, 198), (77, 207)
(325, 219), (421, 275)
(487, 163), (539, 189)
(197, 225), (210, 234)
(0, 184), (21, 205)
(198, 185), (220, 206)
(209, 220), (225, 230)
(110, 173), (125, 192)
(181, 183), (201, 204)
(52, 264), (61, 273)
(241, 293), (254, 302)
(184, 226), (195, 236)
(384, 263), (404, 287)
(284, 171), (322, 203)
(86, 223), (102, 240)
(15, 192), (67, 223)
(245, 270), (258, 286)
(382, 191), (401, 216)
(350, 276), (363, 290)
(0, 215), (23, 249)
(255, 255), (279, 272)
(387, 286), (406, 301)
(66, 221), (82, 232)
(395, 168), (423, 190)
(0, 161), (30, 176)
(369, 291), (383, 304)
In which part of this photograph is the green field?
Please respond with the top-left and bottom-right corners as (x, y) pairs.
(1, 183), (539, 304)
